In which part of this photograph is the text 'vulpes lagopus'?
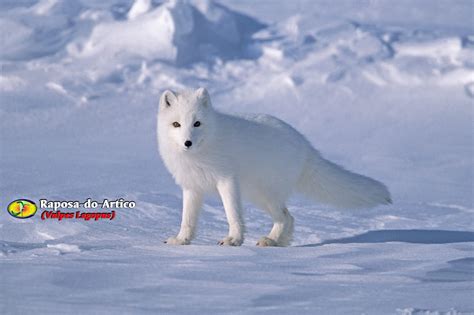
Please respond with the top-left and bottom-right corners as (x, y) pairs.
(158, 88), (391, 246)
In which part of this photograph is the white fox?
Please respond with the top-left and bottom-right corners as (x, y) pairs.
(157, 88), (391, 247)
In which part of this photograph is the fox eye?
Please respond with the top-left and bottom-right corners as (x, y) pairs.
(172, 122), (181, 128)
(194, 121), (201, 127)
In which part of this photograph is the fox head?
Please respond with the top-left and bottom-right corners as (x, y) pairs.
(158, 87), (215, 152)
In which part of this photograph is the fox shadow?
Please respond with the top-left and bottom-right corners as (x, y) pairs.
(300, 229), (474, 247)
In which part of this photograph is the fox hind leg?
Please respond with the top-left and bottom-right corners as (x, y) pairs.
(257, 206), (294, 247)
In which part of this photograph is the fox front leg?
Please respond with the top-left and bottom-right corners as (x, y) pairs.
(217, 178), (245, 246)
(165, 189), (203, 245)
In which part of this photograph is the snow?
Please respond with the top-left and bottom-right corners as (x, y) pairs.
(68, 0), (264, 65)
(0, 0), (473, 314)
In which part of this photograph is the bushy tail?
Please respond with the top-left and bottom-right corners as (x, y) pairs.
(297, 149), (392, 208)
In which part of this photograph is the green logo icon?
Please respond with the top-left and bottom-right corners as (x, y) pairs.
(7, 199), (37, 219)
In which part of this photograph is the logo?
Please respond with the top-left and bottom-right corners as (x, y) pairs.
(7, 199), (37, 219)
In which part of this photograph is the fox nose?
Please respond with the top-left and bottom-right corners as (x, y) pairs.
(184, 140), (192, 148)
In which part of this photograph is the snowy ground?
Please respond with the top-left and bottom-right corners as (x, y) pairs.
(0, 0), (473, 314)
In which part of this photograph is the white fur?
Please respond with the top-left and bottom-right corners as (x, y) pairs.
(157, 88), (391, 247)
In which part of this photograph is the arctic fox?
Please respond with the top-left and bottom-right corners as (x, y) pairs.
(158, 88), (391, 247)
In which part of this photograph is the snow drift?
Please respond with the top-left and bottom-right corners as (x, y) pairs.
(68, 0), (265, 65)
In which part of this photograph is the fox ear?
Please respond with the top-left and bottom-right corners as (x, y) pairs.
(160, 90), (177, 110)
(196, 87), (211, 107)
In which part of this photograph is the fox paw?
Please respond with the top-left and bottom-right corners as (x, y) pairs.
(164, 236), (190, 245)
(218, 236), (243, 246)
(256, 237), (279, 247)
